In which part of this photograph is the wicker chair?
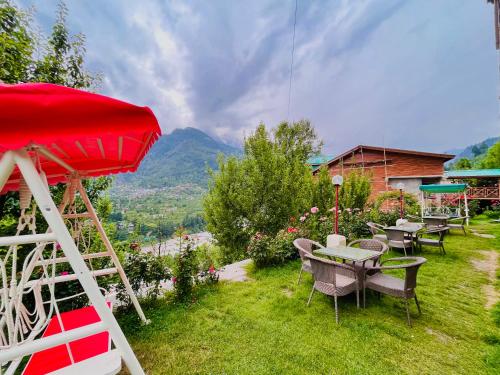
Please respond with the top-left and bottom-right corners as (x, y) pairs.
(447, 216), (468, 235)
(384, 228), (413, 256)
(305, 253), (360, 323)
(416, 227), (448, 254)
(293, 238), (325, 284)
(347, 239), (389, 277)
(364, 257), (427, 326)
(366, 222), (388, 243)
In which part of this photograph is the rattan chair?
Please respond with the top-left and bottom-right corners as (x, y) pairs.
(416, 226), (448, 254)
(384, 228), (413, 256)
(364, 257), (427, 326)
(305, 253), (360, 323)
(366, 222), (388, 243)
(447, 217), (468, 235)
(293, 238), (325, 284)
(347, 239), (389, 277)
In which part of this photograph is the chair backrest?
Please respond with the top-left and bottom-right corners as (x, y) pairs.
(293, 238), (319, 262)
(304, 253), (339, 287)
(348, 239), (388, 253)
(366, 222), (384, 235)
(384, 228), (407, 242)
(380, 257), (427, 291)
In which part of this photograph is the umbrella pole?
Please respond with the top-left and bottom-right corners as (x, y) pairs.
(13, 149), (145, 375)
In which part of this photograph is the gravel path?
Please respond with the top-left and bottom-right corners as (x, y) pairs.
(219, 259), (252, 282)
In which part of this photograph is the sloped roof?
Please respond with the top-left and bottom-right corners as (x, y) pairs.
(445, 169), (500, 179)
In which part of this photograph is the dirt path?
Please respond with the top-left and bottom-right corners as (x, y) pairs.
(219, 259), (252, 282)
(471, 250), (499, 309)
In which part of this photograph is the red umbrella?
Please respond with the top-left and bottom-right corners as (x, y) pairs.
(0, 83), (161, 193)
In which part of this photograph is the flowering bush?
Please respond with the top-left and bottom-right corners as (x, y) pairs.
(116, 244), (171, 309)
(247, 228), (299, 268)
(173, 234), (199, 303)
(247, 232), (273, 267)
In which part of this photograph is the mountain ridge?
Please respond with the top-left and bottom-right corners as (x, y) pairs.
(114, 127), (241, 190)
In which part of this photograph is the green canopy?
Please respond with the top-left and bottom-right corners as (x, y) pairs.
(419, 184), (467, 193)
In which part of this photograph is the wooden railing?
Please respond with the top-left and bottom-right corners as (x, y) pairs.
(467, 187), (500, 200)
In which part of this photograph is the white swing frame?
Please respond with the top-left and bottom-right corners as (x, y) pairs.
(0, 148), (146, 375)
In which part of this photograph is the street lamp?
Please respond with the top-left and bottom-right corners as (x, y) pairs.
(396, 182), (405, 219)
(332, 175), (343, 234)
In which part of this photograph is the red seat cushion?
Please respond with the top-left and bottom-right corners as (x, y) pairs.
(23, 303), (111, 375)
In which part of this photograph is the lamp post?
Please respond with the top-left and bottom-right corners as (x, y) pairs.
(332, 175), (343, 234)
(396, 182), (405, 219)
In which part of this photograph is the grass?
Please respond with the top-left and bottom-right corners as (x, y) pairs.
(119, 218), (500, 374)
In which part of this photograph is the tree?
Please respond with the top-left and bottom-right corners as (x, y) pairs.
(479, 140), (500, 169)
(273, 119), (323, 163)
(204, 121), (318, 262)
(453, 157), (473, 170)
(339, 170), (371, 210)
(312, 165), (334, 213)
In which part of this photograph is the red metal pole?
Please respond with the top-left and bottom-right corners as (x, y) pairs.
(399, 189), (404, 219)
(335, 184), (339, 234)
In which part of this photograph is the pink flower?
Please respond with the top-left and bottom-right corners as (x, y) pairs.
(299, 216), (306, 222)
(328, 207), (336, 212)
(310, 207), (319, 214)
(209, 265), (216, 274)
(287, 227), (298, 233)
(60, 271), (69, 276)
(304, 212), (309, 217)
(183, 235), (190, 240)
(172, 277), (177, 284)
(319, 216), (327, 222)
(56, 243), (62, 251)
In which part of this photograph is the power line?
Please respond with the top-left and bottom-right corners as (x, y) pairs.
(287, 0), (298, 122)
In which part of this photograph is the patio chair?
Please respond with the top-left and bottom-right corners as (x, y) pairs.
(347, 239), (389, 277)
(384, 228), (414, 256)
(366, 222), (388, 243)
(447, 216), (468, 235)
(364, 257), (427, 326)
(304, 253), (360, 323)
(416, 226), (448, 254)
(293, 238), (325, 284)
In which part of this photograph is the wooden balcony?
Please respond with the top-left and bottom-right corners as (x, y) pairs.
(467, 186), (500, 200)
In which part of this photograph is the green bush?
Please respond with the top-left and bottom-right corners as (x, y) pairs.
(116, 246), (171, 309)
(173, 235), (198, 303)
(247, 232), (273, 268)
(247, 228), (299, 268)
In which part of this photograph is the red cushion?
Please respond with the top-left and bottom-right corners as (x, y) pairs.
(23, 303), (111, 375)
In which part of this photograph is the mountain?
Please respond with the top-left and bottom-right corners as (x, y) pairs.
(445, 136), (499, 165)
(115, 127), (241, 189)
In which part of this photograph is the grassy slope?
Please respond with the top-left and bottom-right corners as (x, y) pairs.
(119, 220), (500, 374)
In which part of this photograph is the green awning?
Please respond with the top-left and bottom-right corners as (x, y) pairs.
(419, 184), (468, 193)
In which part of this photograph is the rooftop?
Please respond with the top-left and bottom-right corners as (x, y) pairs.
(445, 169), (500, 179)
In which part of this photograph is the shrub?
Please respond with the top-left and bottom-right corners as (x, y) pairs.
(269, 229), (299, 263)
(173, 235), (198, 303)
(116, 245), (171, 308)
(247, 232), (273, 268)
(339, 170), (372, 210)
(373, 191), (420, 217)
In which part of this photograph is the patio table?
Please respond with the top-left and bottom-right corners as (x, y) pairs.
(314, 245), (380, 263)
(385, 223), (423, 235)
(422, 216), (448, 227)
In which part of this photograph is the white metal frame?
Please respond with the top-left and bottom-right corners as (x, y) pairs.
(420, 188), (469, 226)
(0, 149), (145, 375)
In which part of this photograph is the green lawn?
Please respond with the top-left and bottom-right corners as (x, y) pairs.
(119, 219), (500, 374)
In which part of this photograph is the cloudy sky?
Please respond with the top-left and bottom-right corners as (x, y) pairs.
(19, 0), (500, 154)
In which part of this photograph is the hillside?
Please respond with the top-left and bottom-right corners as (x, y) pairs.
(116, 127), (241, 189)
(109, 128), (241, 237)
(445, 136), (499, 165)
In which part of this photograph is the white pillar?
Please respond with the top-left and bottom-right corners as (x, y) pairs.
(13, 150), (144, 375)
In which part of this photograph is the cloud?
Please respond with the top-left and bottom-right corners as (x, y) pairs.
(19, 0), (500, 154)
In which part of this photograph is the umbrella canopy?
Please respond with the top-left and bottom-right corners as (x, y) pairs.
(0, 83), (161, 193)
(419, 183), (468, 193)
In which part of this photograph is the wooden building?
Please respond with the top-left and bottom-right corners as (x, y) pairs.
(313, 145), (454, 199)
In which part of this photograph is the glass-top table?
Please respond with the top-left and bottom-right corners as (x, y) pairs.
(385, 223), (424, 234)
(314, 245), (381, 263)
